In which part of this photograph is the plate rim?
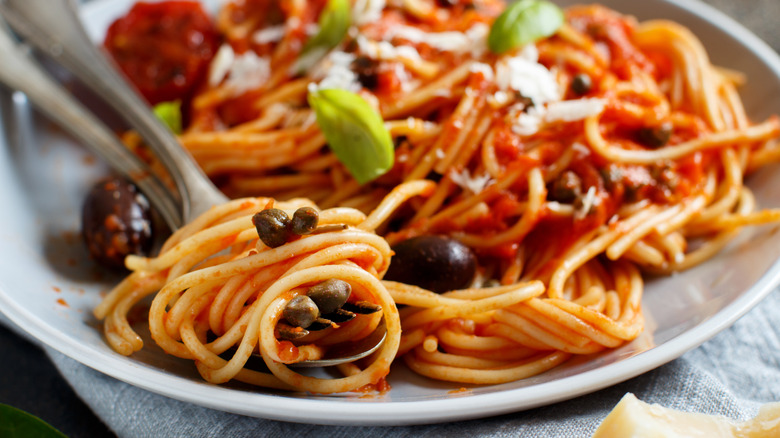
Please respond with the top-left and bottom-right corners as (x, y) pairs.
(1, 0), (780, 425)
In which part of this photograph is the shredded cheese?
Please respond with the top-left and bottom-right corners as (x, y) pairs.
(451, 169), (495, 194)
(496, 52), (560, 105)
(510, 106), (545, 136)
(390, 23), (489, 56)
(470, 62), (494, 82)
(208, 44), (235, 87)
(576, 186), (598, 220)
(252, 25), (286, 45)
(353, 0), (386, 26)
(545, 98), (607, 122)
(309, 51), (361, 93)
(357, 35), (422, 62)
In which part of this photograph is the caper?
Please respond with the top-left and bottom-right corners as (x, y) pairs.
(571, 73), (593, 95)
(341, 300), (382, 315)
(638, 122), (673, 148)
(306, 318), (334, 331)
(551, 171), (583, 203)
(276, 322), (309, 340)
(291, 207), (319, 235)
(307, 279), (352, 315)
(283, 295), (319, 328)
(252, 208), (292, 248)
(323, 308), (357, 323)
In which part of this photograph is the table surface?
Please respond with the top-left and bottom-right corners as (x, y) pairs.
(1, 1), (778, 437)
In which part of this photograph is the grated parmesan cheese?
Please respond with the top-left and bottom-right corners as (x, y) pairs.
(209, 46), (271, 94)
(571, 141), (591, 156)
(208, 44), (235, 87)
(390, 23), (489, 56)
(545, 98), (607, 122)
(357, 35), (422, 62)
(510, 105), (545, 136)
(450, 169), (495, 195)
(309, 51), (361, 93)
(353, 0), (386, 26)
(393, 63), (415, 92)
(470, 62), (494, 82)
(225, 51), (271, 94)
(251, 25), (286, 45)
(495, 52), (560, 105)
(575, 186), (598, 220)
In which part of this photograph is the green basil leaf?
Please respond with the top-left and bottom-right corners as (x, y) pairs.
(0, 404), (68, 438)
(488, 0), (564, 54)
(308, 88), (394, 185)
(294, 0), (351, 73)
(153, 100), (182, 134)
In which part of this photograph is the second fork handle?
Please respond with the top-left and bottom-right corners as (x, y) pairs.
(0, 20), (182, 230)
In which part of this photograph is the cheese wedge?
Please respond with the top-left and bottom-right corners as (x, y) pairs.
(592, 393), (780, 438)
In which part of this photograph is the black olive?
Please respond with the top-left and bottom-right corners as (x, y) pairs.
(283, 295), (319, 328)
(571, 73), (592, 95)
(385, 236), (477, 294)
(550, 171), (583, 203)
(252, 208), (292, 248)
(291, 207), (319, 236)
(638, 122), (673, 148)
(307, 279), (351, 314)
(81, 178), (153, 270)
(352, 56), (380, 90)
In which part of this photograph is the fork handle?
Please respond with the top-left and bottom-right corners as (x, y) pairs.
(0, 19), (182, 229)
(0, 0), (227, 222)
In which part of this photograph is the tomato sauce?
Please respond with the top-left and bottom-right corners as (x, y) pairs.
(104, 1), (218, 105)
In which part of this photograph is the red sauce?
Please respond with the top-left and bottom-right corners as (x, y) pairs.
(277, 340), (299, 363)
(56, 298), (69, 307)
(356, 376), (391, 394)
(104, 1), (218, 105)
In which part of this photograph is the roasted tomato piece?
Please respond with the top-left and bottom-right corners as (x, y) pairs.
(104, 1), (218, 105)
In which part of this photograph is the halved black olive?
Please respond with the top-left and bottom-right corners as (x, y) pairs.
(385, 235), (477, 294)
(81, 178), (153, 269)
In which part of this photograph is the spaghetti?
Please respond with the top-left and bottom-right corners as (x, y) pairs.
(97, 0), (780, 392)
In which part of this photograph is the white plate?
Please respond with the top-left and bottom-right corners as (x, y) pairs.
(1, 0), (780, 426)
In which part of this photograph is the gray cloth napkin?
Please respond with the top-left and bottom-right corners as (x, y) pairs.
(21, 0), (780, 436)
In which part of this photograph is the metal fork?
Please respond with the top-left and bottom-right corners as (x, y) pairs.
(0, 0), (229, 228)
(0, 18), (183, 229)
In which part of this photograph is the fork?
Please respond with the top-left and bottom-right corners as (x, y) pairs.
(0, 0), (229, 228)
(0, 18), (183, 229)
